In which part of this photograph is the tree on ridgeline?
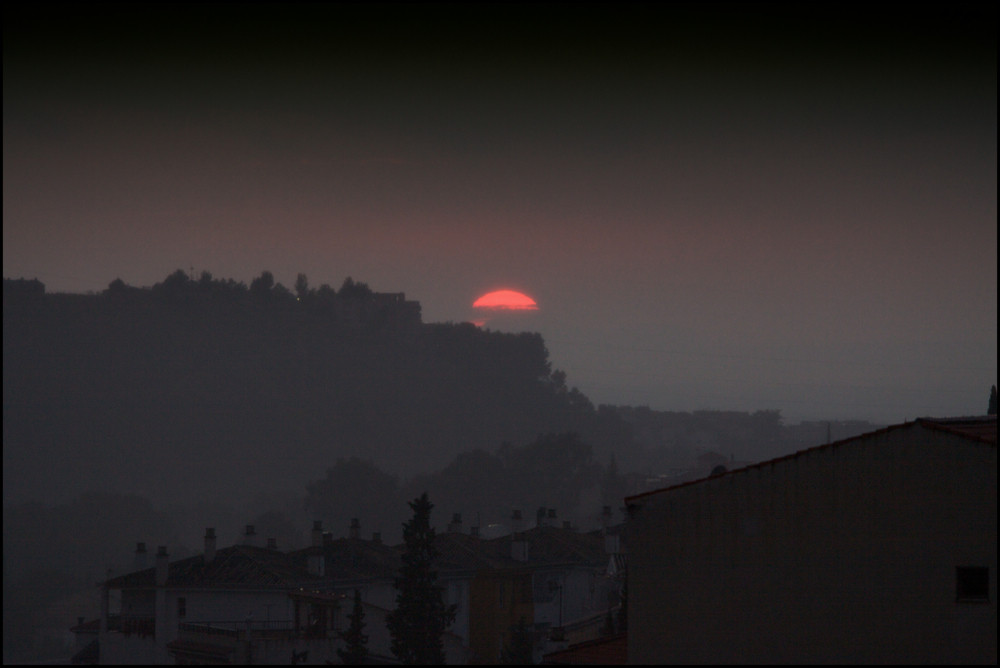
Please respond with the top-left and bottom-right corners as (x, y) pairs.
(386, 492), (456, 664)
(250, 270), (275, 297)
(295, 273), (310, 300)
(989, 385), (997, 416)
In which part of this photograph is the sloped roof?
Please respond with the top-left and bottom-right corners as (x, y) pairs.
(626, 416), (997, 507)
(919, 415), (997, 443)
(71, 638), (99, 665)
(508, 526), (606, 567)
(106, 522), (622, 592)
(285, 526), (610, 584)
(434, 531), (515, 571)
(288, 536), (402, 582)
(542, 633), (627, 665)
(105, 544), (323, 589)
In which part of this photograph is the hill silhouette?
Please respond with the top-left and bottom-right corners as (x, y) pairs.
(3, 272), (626, 507)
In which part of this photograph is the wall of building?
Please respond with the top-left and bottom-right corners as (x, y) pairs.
(469, 569), (534, 664)
(178, 588), (295, 625)
(101, 588), (296, 664)
(628, 424), (997, 664)
(444, 575), (472, 646)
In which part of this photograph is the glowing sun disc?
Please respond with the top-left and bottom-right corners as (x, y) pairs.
(473, 290), (538, 310)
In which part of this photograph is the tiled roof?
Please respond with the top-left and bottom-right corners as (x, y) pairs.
(108, 525), (620, 592)
(506, 525), (606, 567)
(286, 526), (610, 585)
(105, 544), (323, 589)
(288, 536), (401, 582)
(542, 633), (627, 665)
(434, 531), (515, 571)
(625, 416), (997, 507)
(71, 638), (99, 665)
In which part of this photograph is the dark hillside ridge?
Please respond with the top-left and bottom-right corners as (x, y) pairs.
(3, 273), (622, 505)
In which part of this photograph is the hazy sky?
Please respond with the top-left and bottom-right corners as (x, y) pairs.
(4, 3), (996, 424)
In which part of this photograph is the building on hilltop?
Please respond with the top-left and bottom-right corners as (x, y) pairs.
(625, 416), (997, 664)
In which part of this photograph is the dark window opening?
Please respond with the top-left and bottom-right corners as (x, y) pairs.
(956, 567), (989, 602)
(177, 597), (187, 618)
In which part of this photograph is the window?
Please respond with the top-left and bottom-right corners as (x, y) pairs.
(498, 582), (506, 609)
(956, 567), (989, 602)
(177, 596), (187, 618)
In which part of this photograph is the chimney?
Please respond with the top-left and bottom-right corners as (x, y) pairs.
(155, 546), (169, 586)
(133, 542), (148, 572)
(536, 507), (547, 527)
(204, 528), (217, 564)
(470, 526), (480, 538)
(267, 537), (278, 550)
(243, 524), (257, 547)
(447, 513), (462, 533)
(562, 520), (572, 530)
(548, 508), (557, 524)
(372, 532), (382, 544)
(511, 509), (524, 534)
(349, 518), (360, 540)
(311, 520), (323, 548)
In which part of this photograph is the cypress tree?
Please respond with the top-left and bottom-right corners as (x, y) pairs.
(386, 492), (457, 664)
(989, 385), (997, 416)
(337, 589), (369, 664)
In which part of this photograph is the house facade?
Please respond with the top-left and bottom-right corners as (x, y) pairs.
(98, 529), (324, 664)
(625, 416), (997, 664)
(82, 512), (622, 664)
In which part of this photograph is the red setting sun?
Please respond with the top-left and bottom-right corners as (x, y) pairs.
(472, 290), (539, 310)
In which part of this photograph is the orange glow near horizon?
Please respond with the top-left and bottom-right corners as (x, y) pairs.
(472, 289), (538, 310)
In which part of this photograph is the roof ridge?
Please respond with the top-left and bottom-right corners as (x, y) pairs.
(625, 417), (997, 505)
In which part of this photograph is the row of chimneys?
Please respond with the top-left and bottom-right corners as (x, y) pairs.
(310, 519), (383, 545)
(132, 525), (280, 577)
(132, 506), (622, 581)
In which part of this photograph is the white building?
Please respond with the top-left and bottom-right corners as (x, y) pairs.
(97, 527), (326, 664)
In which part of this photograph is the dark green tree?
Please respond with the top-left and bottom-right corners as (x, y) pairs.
(339, 276), (373, 300)
(249, 270), (274, 296)
(338, 589), (369, 664)
(500, 616), (534, 664)
(989, 385), (997, 416)
(386, 493), (456, 664)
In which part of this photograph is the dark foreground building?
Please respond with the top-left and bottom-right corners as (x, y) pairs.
(625, 416), (997, 664)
